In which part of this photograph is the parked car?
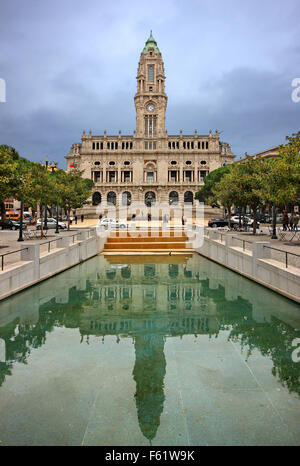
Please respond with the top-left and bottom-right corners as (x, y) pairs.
(231, 216), (260, 227)
(0, 219), (27, 230)
(208, 218), (235, 228)
(208, 216), (259, 229)
(36, 218), (66, 230)
(98, 218), (128, 229)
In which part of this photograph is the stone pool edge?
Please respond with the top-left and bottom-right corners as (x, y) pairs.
(0, 228), (109, 301)
(196, 230), (300, 304)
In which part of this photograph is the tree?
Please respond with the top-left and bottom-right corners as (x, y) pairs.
(212, 169), (239, 228)
(0, 145), (22, 218)
(21, 162), (57, 237)
(259, 132), (300, 209)
(55, 170), (94, 230)
(195, 165), (231, 207)
(223, 157), (268, 234)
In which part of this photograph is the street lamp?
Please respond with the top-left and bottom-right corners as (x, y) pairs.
(271, 202), (278, 239)
(44, 157), (49, 230)
(17, 199), (24, 242)
(49, 162), (60, 234)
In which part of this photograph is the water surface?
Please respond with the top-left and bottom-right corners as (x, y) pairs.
(0, 254), (299, 445)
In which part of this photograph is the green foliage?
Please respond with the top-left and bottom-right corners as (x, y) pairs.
(0, 145), (22, 204)
(258, 132), (300, 207)
(195, 165), (230, 207)
(0, 146), (94, 229)
(54, 169), (94, 229)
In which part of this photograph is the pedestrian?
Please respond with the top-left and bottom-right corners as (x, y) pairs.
(282, 211), (289, 231)
(289, 213), (295, 231)
(81, 214), (84, 223)
(148, 213), (152, 222)
(132, 214), (136, 221)
(99, 214), (103, 220)
(182, 215), (185, 226)
(294, 214), (299, 231)
(74, 215), (78, 225)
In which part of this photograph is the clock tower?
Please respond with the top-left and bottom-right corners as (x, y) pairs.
(134, 31), (168, 144)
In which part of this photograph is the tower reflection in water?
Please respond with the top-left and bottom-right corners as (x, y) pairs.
(0, 254), (299, 442)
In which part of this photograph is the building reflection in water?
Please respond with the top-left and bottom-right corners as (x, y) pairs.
(0, 254), (299, 441)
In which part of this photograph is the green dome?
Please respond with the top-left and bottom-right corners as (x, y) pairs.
(142, 30), (160, 54)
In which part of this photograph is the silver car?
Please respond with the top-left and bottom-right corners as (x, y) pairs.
(36, 218), (66, 230)
(98, 218), (128, 229)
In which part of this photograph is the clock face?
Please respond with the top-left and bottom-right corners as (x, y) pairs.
(147, 103), (155, 112)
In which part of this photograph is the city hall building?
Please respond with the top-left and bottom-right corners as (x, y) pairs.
(65, 32), (235, 217)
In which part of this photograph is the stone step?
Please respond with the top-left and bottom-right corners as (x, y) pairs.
(103, 249), (194, 254)
(104, 242), (188, 250)
(107, 236), (187, 243)
(108, 230), (187, 238)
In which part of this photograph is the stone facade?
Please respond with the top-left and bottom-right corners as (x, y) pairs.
(65, 32), (235, 217)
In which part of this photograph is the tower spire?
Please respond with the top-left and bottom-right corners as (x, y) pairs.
(142, 30), (160, 54)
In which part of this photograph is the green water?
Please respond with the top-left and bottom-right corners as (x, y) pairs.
(0, 254), (299, 446)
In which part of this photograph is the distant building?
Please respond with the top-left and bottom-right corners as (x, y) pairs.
(66, 32), (235, 217)
(237, 146), (280, 163)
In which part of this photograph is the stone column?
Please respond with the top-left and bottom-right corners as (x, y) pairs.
(252, 241), (270, 276)
(21, 244), (40, 281)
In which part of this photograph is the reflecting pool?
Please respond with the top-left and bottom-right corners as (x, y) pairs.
(0, 254), (299, 445)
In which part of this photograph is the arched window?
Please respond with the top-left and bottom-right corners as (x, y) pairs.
(106, 270), (116, 280)
(169, 191), (179, 205)
(168, 264), (179, 278)
(145, 191), (156, 207)
(144, 264), (155, 278)
(92, 192), (102, 206)
(122, 191), (131, 206)
(121, 266), (131, 279)
(184, 191), (193, 204)
(107, 191), (116, 206)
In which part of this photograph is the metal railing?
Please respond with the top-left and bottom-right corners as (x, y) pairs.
(1, 248), (28, 271)
(232, 236), (252, 251)
(263, 245), (300, 269)
(0, 229), (94, 270)
(40, 238), (60, 253)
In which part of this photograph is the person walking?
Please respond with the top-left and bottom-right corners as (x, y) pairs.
(81, 214), (84, 223)
(289, 212), (295, 231)
(282, 211), (289, 231)
(294, 214), (299, 231)
(74, 215), (78, 225)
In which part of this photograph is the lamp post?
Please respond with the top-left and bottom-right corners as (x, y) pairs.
(271, 202), (278, 239)
(17, 199), (24, 242)
(49, 162), (60, 234)
(44, 157), (49, 230)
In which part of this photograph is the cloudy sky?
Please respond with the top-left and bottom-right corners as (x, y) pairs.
(0, 0), (299, 167)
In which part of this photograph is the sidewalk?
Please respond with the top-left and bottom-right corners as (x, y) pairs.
(207, 226), (300, 268)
